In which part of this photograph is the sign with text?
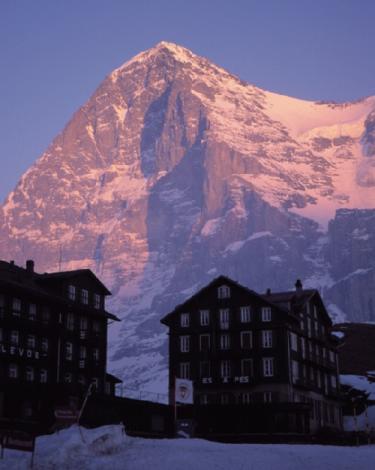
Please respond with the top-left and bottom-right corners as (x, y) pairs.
(54, 406), (78, 425)
(0, 343), (46, 360)
(201, 375), (250, 384)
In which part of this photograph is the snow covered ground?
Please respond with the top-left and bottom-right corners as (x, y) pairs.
(1, 425), (375, 470)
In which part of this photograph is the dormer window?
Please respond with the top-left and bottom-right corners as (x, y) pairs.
(68, 285), (76, 301)
(81, 289), (89, 305)
(218, 285), (230, 299)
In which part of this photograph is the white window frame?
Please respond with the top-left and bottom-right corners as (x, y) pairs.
(26, 366), (35, 382)
(220, 333), (230, 350)
(290, 332), (298, 352)
(64, 372), (72, 384)
(179, 362), (190, 379)
(241, 358), (253, 377)
(40, 369), (48, 383)
(261, 306), (272, 322)
(219, 309), (230, 329)
(199, 334), (210, 352)
(93, 348), (100, 361)
(240, 306), (251, 323)
(241, 392), (251, 404)
(66, 313), (74, 330)
(12, 298), (21, 316)
(94, 293), (101, 309)
(180, 313), (189, 328)
(200, 310), (209, 326)
(27, 335), (36, 349)
(262, 357), (274, 377)
(81, 289), (89, 305)
(292, 360), (299, 381)
(68, 284), (76, 301)
(28, 303), (37, 320)
(220, 360), (231, 378)
(9, 363), (18, 378)
(65, 342), (73, 361)
(240, 331), (253, 349)
(180, 335), (190, 353)
(263, 391), (272, 403)
(218, 285), (231, 299)
(10, 330), (19, 345)
(262, 330), (273, 348)
(41, 338), (49, 352)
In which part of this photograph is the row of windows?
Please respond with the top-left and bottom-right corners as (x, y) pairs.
(67, 285), (102, 309)
(62, 313), (103, 334)
(0, 296), (51, 323)
(7, 364), (48, 382)
(291, 359), (338, 390)
(290, 332), (337, 364)
(299, 314), (327, 339)
(64, 342), (100, 362)
(178, 357), (274, 379)
(0, 328), (49, 351)
(198, 391), (274, 405)
(179, 330), (274, 352)
(180, 306), (272, 328)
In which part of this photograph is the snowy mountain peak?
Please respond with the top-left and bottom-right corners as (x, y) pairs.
(1, 44), (375, 390)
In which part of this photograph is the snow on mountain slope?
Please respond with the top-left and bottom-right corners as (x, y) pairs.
(0, 42), (374, 390)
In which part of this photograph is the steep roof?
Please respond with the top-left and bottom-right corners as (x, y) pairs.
(161, 275), (291, 325)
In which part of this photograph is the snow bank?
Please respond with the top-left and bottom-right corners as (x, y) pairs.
(1, 424), (375, 470)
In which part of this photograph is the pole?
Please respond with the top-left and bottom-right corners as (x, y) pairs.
(77, 383), (94, 443)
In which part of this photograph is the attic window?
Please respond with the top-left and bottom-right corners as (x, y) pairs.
(94, 294), (101, 309)
(218, 285), (230, 299)
(81, 289), (89, 305)
(68, 285), (76, 301)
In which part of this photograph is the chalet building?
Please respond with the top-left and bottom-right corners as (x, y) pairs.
(161, 276), (342, 436)
(0, 259), (121, 433)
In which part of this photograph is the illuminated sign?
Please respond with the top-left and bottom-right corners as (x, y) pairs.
(0, 344), (45, 360)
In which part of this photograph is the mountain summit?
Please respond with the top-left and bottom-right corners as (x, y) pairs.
(1, 43), (374, 389)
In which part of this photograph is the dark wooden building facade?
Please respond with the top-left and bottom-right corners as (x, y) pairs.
(0, 259), (121, 434)
(161, 276), (342, 436)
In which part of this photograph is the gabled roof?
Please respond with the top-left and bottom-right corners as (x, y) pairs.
(39, 269), (111, 295)
(161, 275), (289, 325)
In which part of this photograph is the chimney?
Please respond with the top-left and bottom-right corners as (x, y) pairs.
(26, 259), (34, 273)
(10, 260), (15, 266)
(266, 288), (271, 295)
(295, 279), (303, 293)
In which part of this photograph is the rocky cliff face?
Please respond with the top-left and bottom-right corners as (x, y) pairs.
(0, 42), (374, 390)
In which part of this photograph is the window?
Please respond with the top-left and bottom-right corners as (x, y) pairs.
(42, 308), (50, 324)
(28, 304), (37, 321)
(180, 313), (190, 327)
(200, 361), (210, 378)
(93, 348), (100, 361)
(10, 330), (19, 345)
(64, 373), (72, 384)
(80, 346), (87, 359)
(93, 321), (101, 334)
(65, 342), (73, 361)
(25, 367), (34, 382)
(0, 294), (4, 317)
(220, 360), (231, 378)
(40, 369), (48, 383)
(66, 313), (74, 330)
(179, 362), (190, 379)
(329, 350), (335, 363)
(263, 391), (272, 403)
(301, 338), (306, 358)
(261, 307), (272, 322)
(313, 305), (318, 319)
(292, 360), (299, 382)
(200, 394), (209, 405)
(262, 330), (273, 348)
(240, 306), (251, 323)
(180, 336), (190, 353)
(240, 331), (253, 349)
(307, 318), (312, 337)
(262, 357), (274, 377)
(27, 335), (36, 349)
(81, 289), (89, 305)
(220, 334), (230, 350)
(199, 334), (210, 352)
(220, 394), (230, 405)
(41, 338), (49, 353)
(330, 374), (337, 389)
(241, 359), (253, 377)
(218, 285), (230, 299)
(290, 332), (298, 351)
(200, 310), (209, 326)
(92, 378), (99, 390)
(9, 363), (18, 378)
(219, 309), (230, 329)
(80, 317), (88, 331)
(94, 294), (101, 309)
(78, 375), (86, 386)
(12, 298), (21, 316)
(241, 393), (251, 404)
(68, 284), (76, 301)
